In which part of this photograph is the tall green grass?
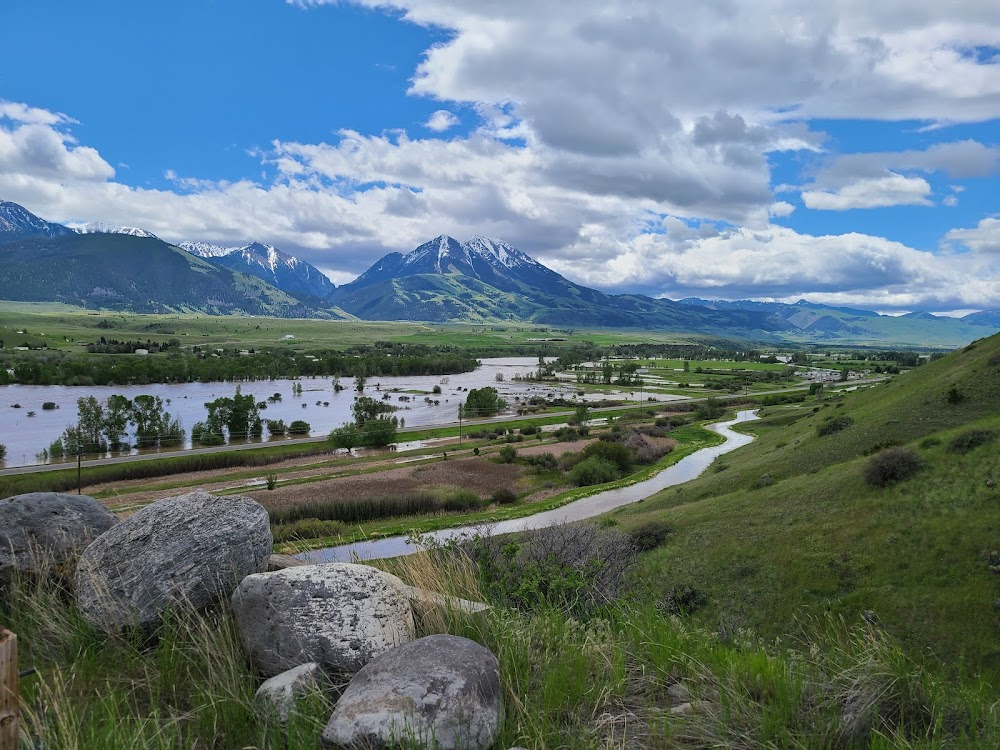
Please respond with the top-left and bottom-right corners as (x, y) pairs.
(9, 550), (997, 749)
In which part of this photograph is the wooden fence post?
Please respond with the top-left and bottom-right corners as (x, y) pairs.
(0, 629), (17, 750)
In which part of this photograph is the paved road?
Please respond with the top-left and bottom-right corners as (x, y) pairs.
(0, 378), (885, 478)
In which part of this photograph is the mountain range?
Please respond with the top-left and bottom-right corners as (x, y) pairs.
(0, 199), (997, 346)
(181, 241), (337, 300)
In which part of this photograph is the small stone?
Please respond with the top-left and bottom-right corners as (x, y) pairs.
(666, 681), (691, 705)
(255, 662), (325, 723)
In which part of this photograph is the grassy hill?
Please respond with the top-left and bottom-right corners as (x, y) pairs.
(617, 331), (1000, 679)
(0, 233), (312, 316)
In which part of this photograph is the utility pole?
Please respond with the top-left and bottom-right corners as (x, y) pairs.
(458, 403), (464, 444)
(77, 441), (83, 495)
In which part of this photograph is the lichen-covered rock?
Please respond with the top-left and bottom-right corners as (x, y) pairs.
(0, 492), (117, 579)
(321, 634), (501, 750)
(74, 490), (271, 632)
(232, 563), (415, 677)
(255, 662), (325, 723)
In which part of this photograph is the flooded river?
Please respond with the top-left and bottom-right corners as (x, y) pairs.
(0, 358), (683, 468)
(297, 409), (760, 563)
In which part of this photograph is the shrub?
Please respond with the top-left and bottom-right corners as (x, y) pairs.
(948, 429), (998, 454)
(460, 521), (638, 614)
(945, 387), (966, 405)
(752, 473), (774, 489)
(661, 583), (708, 614)
(0, 444), (6, 461)
(581, 440), (633, 473)
(520, 424), (539, 435)
(570, 456), (620, 486)
(265, 472), (278, 490)
(628, 520), (673, 552)
(525, 452), (558, 472)
(553, 426), (580, 441)
(439, 488), (485, 512)
(491, 487), (518, 505)
(41, 402), (57, 410)
(919, 436), (941, 449)
(864, 447), (924, 488)
(497, 445), (518, 463)
(472, 446), (480, 456)
(266, 419), (288, 436)
(287, 420), (311, 435)
(817, 415), (854, 436)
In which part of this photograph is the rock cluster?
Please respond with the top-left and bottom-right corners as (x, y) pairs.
(2, 488), (502, 748)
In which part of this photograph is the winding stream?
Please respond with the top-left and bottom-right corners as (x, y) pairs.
(297, 409), (760, 563)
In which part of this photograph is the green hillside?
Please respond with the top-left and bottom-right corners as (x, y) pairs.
(0, 233), (311, 316)
(618, 331), (1000, 679)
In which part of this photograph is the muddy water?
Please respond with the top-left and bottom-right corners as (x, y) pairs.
(0, 357), (684, 468)
(297, 410), (760, 563)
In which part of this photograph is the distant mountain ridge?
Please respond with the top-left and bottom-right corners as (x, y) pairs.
(181, 241), (337, 300)
(0, 199), (997, 346)
(677, 297), (998, 346)
(72, 222), (160, 239)
(0, 201), (320, 316)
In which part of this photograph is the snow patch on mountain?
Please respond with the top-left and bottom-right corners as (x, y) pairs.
(180, 241), (236, 258)
(0, 200), (73, 239)
(72, 222), (159, 239)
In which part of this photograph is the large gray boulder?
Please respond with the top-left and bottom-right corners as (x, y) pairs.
(232, 563), (415, 677)
(0, 492), (117, 579)
(74, 490), (272, 632)
(321, 634), (501, 750)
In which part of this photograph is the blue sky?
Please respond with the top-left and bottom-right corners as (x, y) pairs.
(1, 0), (998, 312)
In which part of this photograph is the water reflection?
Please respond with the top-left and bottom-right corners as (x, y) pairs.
(1, 357), (683, 468)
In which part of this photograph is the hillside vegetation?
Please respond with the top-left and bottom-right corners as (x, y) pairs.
(619, 331), (1000, 680)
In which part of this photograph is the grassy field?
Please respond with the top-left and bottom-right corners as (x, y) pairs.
(0, 302), (705, 353)
(614, 331), (1000, 682)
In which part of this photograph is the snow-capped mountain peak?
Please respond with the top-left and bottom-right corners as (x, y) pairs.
(0, 200), (74, 240)
(463, 236), (535, 270)
(72, 222), (159, 239)
(180, 239), (335, 300)
(179, 241), (237, 258)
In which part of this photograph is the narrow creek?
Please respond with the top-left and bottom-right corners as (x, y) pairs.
(297, 409), (760, 563)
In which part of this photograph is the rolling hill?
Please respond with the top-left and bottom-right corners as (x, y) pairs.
(618, 329), (1000, 677)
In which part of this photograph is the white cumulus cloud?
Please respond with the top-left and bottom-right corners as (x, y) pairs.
(424, 109), (460, 132)
(801, 173), (933, 210)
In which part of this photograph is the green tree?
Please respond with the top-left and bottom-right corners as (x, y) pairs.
(0, 444), (7, 461)
(354, 371), (367, 392)
(573, 402), (591, 425)
(76, 396), (108, 454)
(329, 422), (361, 451)
(352, 395), (398, 425)
(464, 386), (507, 417)
(602, 361), (614, 384)
(360, 416), (397, 447)
(103, 394), (132, 450)
(204, 386), (262, 441)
